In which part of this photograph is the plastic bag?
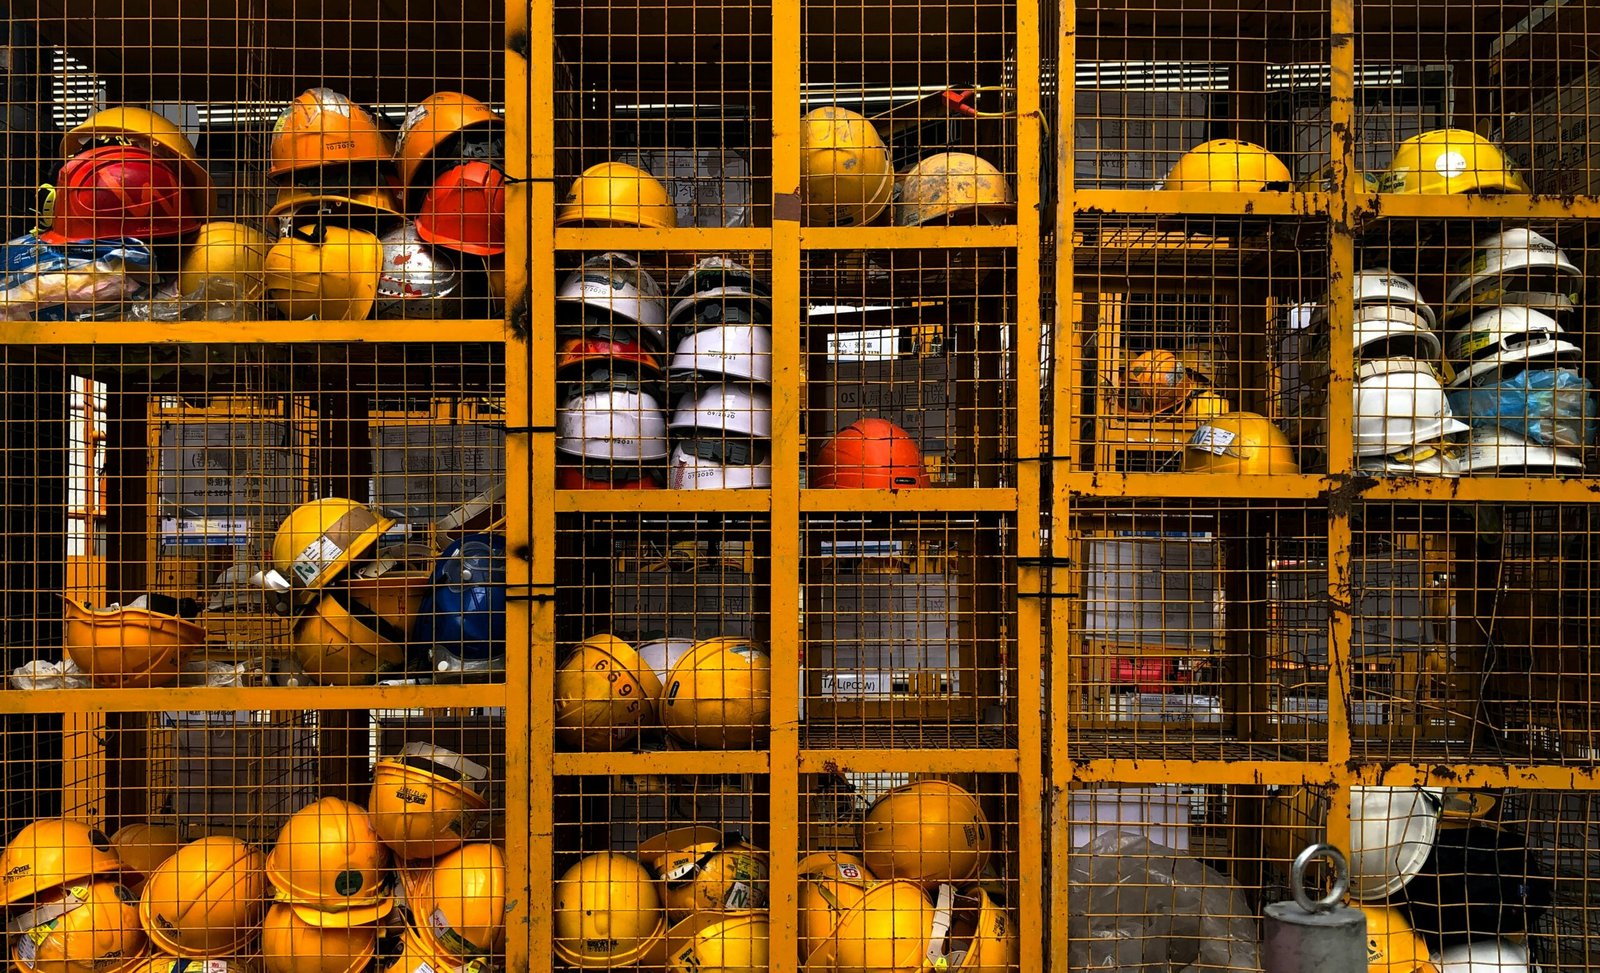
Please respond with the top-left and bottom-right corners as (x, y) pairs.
(10, 659), (91, 690)
(125, 276), (263, 322)
(1446, 366), (1597, 447)
(1067, 830), (1260, 972)
(0, 234), (153, 321)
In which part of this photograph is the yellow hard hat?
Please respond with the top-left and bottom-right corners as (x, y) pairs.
(260, 903), (375, 973)
(1180, 388), (1234, 424)
(264, 798), (393, 926)
(372, 921), (474, 973)
(266, 183), (403, 221)
(9, 881), (147, 973)
(177, 222), (272, 299)
(269, 88), (393, 178)
(108, 824), (180, 895)
(801, 107), (893, 227)
(927, 885), (1018, 973)
(797, 853), (876, 961)
(61, 106), (212, 192)
(895, 152), (1015, 227)
(367, 744), (490, 861)
(659, 636), (772, 749)
(138, 835), (267, 958)
(664, 911), (769, 973)
(635, 827), (769, 921)
(263, 223), (384, 321)
(1362, 906), (1438, 973)
(290, 591), (409, 686)
(555, 161), (677, 230)
(271, 498), (394, 592)
(1163, 139), (1292, 192)
(409, 843), (506, 959)
(395, 92), (502, 190)
(801, 878), (933, 972)
(344, 566), (432, 637)
(554, 635), (664, 751)
(0, 819), (122, 907)
(862, 779), (992, 887)
(1181, 411), (1300, 475)
(62, 599), (205, 690)
(552, 853), (667, 969)
(1379, 129), (1530, 196)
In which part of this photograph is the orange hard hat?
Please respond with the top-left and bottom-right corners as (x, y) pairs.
(394, 92), (502, 192)
(39, 146), (207, 244)
(415, 162), (506, 256)
(555, 335), (663, 374)
(269, 88), (393, 178)
(555, 466), (663, 490)
(811, 418), (929, 489)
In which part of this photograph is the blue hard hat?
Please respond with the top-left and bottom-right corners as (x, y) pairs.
(415, 533), (505, 662)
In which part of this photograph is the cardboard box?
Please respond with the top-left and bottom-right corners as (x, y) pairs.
(157, 419), (297, 529)
(808, 572), (964, 702)
(609, 569), (760, 642)
(371, 423), (505, 525)
(1081, 537), (1218, 652)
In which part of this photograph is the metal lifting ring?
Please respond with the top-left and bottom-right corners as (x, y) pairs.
(1290, 842), (1350, 914)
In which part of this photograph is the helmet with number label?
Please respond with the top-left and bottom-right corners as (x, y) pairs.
(269, 88), (392, 178)
(272, 499), (393, 592)
(668, 438), (773, 490)
(108, 824), (179, 895)
(260, 902), (375, 973)
(409, 843), (506, 960)
(1181, 411), (1299, 475)
(636, 827), (769, 921)
(862, 780), (992, 887)
(139, 836), (267, 957)
(554, 635), (663, 751)
(659, 636), (772, 749)
(664, 911), (769, 973)
(670, 385), (772, 438)
(553, 853), (667, 969)
(1381, 130), (1529, 196)
(367, 744), (491, 861)
(556, 162), (677, 230)
(0, 819), (123, 908)
(801, 108), (893, 227)
(555, 384), (671, 462)
(10, 881), (146, 973)
(291, 590), (410, 686)
(1163, 139), (1291, 192)
(557, 253), (669, 346)
(264, 798), (394, 926)
(669, 325), (773, 384)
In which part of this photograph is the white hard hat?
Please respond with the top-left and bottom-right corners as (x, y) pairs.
(1446, 306), (1582, 388)
(1431, 940), (1533, 973)
(1456, 427), (1585, 476)
(1314, 268), (1436, 329)
(1441, 288), (1578, 329)
(1446, 227), (1582, 307)
(1348, 785), (1444, 901)
(669, 384), (772, 437)
(556, 385), (671, 461)
(668, 438), (773, 490)
(1353, 358), (1469, 458)
(667, 257), (772, 333)
(556, 251), (669, 333)
(1351, 305), (1443, 362)
(636, 638), (695, 688)
(1356, 441), (1460, 477)
(669, 325), (774, 383)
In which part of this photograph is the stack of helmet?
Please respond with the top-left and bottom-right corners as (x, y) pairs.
(811, 418), (931, 489)
(1443, 228), (1592, 476)
(392, 91), (507, 314)
(273, 498), (414, 685)
(0, 819), (148, 973)
(666, 258), (775, 490)
(553, 634), (771, 751)
(554, 253), (672, 488)
(797, 780), (1017, 971)
(262, 798), (393, 973)
(43, 107), (211, 247)
(263, 88), (397, 321)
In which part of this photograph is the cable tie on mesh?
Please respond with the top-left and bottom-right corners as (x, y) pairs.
(1016, 556), (1074, 567)
(500, 424), (557, 434)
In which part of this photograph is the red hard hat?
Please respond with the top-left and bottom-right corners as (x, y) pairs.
(812, 418), (929, 489)
(555, 335), (662, 374)
(414, 161), (506, 255)
(39, 145), (207, 243)
(555, 465), (663, 490)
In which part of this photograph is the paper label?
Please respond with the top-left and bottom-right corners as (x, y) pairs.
(1187, 425), (1236, 455)
(292, 535), (346, 584)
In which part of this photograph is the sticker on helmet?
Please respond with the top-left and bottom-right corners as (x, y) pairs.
(398, 104), (430, 141)
(1434, 151), (1469, 178)
(292, 535), (346, 585)
(1188, 425), (1236, 454)
(333, 869), (365, 896)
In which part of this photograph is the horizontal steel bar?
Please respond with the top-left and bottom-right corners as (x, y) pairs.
(554, 227), (773, 251)
(1059, 472), (1335, 500)
(1063, 759), (1334, 786)
(1075, 189), (1325, 217)
(800, 225), (1017, 249)
(554, 750), (771, 776)
(1360, 194), (1600, 220)
(555, 490), (772, 514)
(798, 749), (1021, 774)
(0, 320), (508, 346)
(1, 682), (502, 714)
(1358, 763), (1600, 790)
(798, 487), (1018, 513)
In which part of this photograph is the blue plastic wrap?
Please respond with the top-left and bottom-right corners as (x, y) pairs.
(1446, 367), (1597, 447)
(0, 234), (153, 321)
